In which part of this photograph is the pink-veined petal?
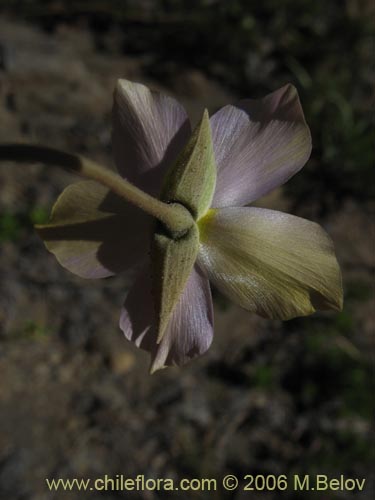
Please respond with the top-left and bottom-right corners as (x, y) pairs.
(113, 79), (191, 196)
(120, 264), (213, 372)
(210, 84), (312, 207)
(198, 207), (343, 320)
(36, 181), (152, 279)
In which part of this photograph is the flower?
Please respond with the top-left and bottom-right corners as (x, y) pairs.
(37, 79), (342, 373)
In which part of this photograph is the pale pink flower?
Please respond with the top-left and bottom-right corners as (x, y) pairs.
(38, 80), (342, 372)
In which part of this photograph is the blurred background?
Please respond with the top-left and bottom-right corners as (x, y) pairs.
(0, 1), (373, 499)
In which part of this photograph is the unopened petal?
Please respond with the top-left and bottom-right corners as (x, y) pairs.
(198, 207), (343, 320)
(36, 181), (152, 278)
(113, 79), (191, 196)
(120, 264), (213, 372)
(210, 84), (311, 207)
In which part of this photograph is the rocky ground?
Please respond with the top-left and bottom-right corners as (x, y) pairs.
(0, 15), (373, 500)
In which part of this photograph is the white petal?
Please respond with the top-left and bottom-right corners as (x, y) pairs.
(198, 207), (343, 320)
(120, 264), (213, 371)
(210, 84), (311, 207)
(113, 79), (191, 196)
(36, 181), (151, 278)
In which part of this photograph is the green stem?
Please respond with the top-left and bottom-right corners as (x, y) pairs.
(0, 144), (194, 236)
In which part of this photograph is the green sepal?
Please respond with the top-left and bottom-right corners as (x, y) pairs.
(150, 109), (216, 341)
(152, 223), (199, 342)
(161, 109), (216, 220)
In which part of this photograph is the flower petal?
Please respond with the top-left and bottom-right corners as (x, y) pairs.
(113, 79), (191, 196)
(120, 264), (213, 372)
(36, 181), (152, 279)
(210, 84), (312, 207)
(198, 207), (343, 320)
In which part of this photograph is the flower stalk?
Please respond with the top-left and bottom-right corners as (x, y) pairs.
(0, 144), (194, 237)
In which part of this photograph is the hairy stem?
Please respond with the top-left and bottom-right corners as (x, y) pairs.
(0, 144), (194, 236)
